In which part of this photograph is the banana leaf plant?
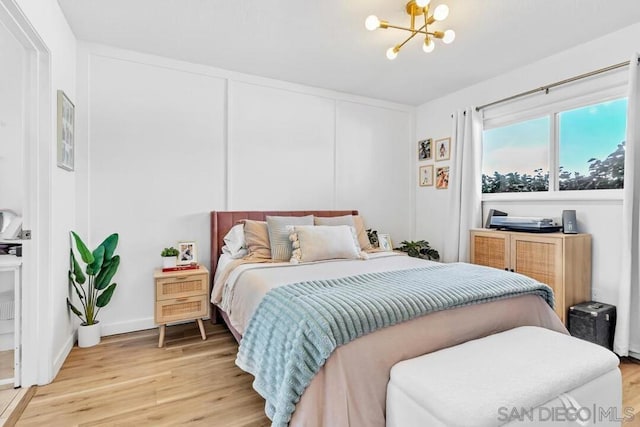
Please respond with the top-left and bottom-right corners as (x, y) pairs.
(67, 231), (120, 325)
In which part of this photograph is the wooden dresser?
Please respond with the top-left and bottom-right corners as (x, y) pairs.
(154, 265), (209, 347)
(469, 229), (591, 324)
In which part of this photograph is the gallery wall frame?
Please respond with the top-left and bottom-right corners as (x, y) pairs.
(56, 90), (74, 171)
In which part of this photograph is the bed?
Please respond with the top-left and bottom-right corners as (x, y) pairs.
(209, 210), (567, 427)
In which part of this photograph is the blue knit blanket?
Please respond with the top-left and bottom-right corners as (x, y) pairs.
(236, 262), (554, 426)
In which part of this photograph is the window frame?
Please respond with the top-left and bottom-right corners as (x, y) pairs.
(481, 85), (627, 202)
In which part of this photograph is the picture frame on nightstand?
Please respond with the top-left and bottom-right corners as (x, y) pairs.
(378, 234), (393, 251)
(177, 241), (197, 265)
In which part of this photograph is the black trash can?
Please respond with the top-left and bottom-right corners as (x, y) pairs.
(568, 301), (616, 350)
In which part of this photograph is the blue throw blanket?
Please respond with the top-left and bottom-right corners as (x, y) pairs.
(236, 262), (554, 426)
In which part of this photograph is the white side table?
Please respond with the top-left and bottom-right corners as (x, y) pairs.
(0, 255), (21, 387)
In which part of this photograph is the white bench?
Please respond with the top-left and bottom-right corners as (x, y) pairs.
(387, 326), (622, 427)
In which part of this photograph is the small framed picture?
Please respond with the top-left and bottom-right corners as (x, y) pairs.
(177, 241), (197, 265)
(418, 138), (432, 161)
(378, 234), (393, 251)
(57, 90), (75, 171)
(419, 165), (434, 187)
(436, 166), (450, 190)
(435, 137), (451, 162)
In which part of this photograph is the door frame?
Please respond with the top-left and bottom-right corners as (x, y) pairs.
(0, 0), (52, 386)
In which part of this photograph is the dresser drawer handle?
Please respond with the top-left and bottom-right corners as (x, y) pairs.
(175, 276), (188, 281)
(175, 298), (188, 302)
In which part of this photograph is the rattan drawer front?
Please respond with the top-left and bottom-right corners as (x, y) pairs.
(156, 274), (208, 301)
(155, 295), (208, 324)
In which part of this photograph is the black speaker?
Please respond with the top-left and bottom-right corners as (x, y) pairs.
(562, 210), (578, 234)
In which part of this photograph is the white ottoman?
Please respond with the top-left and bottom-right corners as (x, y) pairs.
(387, 326), (622, 427)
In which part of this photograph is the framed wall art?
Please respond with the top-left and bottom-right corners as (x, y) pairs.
(419, 165), (434, 187)
(57, 90), (75, 171)
(435, 137), (451, 162)
(436, 166), (450, 190)
(418, 138), (432, 161)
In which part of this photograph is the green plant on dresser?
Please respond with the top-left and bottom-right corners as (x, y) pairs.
(396, 240), (440, 261)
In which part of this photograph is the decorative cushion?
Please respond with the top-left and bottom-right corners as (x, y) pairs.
(266, 215), (314, 261)
(315, 214), (372, 250)
(353, 215), (373, 251)
(222, 223), (247, 259)
(289, 225), (368, 264)
(242, 220), (271, 260)
(314, 215), (355, 227)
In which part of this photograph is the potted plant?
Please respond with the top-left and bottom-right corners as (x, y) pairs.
(67, 231), (120, 348)
(396, 240), (440, 261)
(161, 247), (179, 268)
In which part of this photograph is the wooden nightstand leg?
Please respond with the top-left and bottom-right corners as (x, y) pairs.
(196, 318), (206, 340)
(158, 324), (166, 348)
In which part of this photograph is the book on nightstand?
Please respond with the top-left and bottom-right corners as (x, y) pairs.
(161, 263), (199, 272)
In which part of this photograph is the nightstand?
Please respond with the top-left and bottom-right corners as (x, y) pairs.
(154, 265), (210, 347)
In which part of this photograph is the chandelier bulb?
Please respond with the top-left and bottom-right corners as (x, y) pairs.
(443, 29), (456, 44)
(422, 39), (435, 53)
(365, 15), (381, 31)
(416, 0), (431, 7)
(386, 46), (399, 60)
(433, 4), (449, 21)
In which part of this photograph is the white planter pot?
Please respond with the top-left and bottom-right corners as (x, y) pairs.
(162, 256), (177, 269)
(78, 322), (101, 348)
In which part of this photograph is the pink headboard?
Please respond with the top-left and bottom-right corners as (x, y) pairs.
(210, 210), (358, 275)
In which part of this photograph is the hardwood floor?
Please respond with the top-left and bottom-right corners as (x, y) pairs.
(15, 323), (640, 426)
(18, 323), (270, 426)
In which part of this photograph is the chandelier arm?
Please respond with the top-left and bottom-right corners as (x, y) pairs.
(384, 23), (431, 35)
(397, 23), (428, 49)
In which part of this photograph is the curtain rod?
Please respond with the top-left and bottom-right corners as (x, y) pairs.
(475, 58), (640, 112)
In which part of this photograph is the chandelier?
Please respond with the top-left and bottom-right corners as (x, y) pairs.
(365, 0), (455, 60)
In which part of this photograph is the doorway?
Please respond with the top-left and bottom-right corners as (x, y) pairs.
(0, 0), (53, 387)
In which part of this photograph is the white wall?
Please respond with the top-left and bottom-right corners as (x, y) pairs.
(0, 19), (23, 214)
(416, 22), (640, 306)
(76, 43), (414, 336)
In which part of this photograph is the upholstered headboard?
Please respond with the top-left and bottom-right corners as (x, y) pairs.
(210, 210), (358, 275)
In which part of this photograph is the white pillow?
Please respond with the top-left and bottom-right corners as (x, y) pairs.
(289, 225), (368, 264)
(222, 224), (246, 259)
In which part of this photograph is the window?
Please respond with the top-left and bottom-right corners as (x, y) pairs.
(482, 98), (627, 194)
(482, 117), (550, 193)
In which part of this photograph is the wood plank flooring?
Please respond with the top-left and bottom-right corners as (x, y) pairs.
(15, 323), (640, 426)
(18, 323), (269, 426)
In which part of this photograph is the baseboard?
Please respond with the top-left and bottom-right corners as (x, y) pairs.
(99, 316), (212, 337)
(52, 333), (74, 380)
(100, 317), (156, 337)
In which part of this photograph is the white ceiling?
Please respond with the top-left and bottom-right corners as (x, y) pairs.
(57, 0), (640, 105)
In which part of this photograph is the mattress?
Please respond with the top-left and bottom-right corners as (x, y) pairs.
(213, 252), (424, 334)
(214, 253), (568, 427)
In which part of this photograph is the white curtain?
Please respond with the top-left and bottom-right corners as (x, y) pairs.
(615, 53), (640, 358)
(442, 108), (483, 263)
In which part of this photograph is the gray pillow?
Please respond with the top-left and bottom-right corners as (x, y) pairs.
(314, 214), (355, 227)
(266, 215), (314, 261)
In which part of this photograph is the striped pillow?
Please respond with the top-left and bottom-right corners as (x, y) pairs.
(266, 215), (314, 261)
